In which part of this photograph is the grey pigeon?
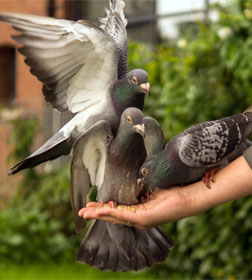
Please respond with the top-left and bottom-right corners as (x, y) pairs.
(138, 109), (252, 190)
(1, 0), (150, 175)
(70, 108), (173, 272)
(143, 117), (164, 157)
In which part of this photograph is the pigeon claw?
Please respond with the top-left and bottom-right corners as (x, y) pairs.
(107, 200), (117, 208)
(139, 190), (153, 203)
(202, 167), (220, 188)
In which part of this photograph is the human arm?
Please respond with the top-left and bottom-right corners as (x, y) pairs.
(78, 153), (252, 230)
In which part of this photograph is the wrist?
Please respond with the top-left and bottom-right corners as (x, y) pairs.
(168, 186), (197, 221)
(175, 182), (209, 219)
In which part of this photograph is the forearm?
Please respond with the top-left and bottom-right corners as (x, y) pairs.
(79, 154), (252, 229)
(180, 155), (252, 218)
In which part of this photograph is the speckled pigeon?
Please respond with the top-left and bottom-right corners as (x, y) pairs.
(0, 0), (150, 175)
(70, 108), (173, 272)
(138, 109), (252, 190)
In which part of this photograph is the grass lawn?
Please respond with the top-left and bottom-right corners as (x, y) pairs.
(0, 262), (159, 280)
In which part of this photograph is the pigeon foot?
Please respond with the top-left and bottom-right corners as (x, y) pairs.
(139, 190), (153, 203)
(100, 200), (117, 207)
(107, 200), (117, 208)
(202, 167), (220, 188)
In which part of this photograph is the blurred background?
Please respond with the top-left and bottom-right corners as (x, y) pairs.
(1, 0), (252, 279)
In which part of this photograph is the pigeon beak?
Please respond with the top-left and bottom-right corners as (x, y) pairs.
(133, 123), (145, 137)
(139, 82), (150, 96)
(137, 178), (143, 189)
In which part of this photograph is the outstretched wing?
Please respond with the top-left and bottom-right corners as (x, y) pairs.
(0, 13), (118, 113)
(99, 0), (128, 79)
(178, 113), (252, 167)
(70, 121), (113, 232)
(143, 117), (164, 157)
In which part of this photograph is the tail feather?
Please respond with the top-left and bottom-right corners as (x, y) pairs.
(104, 235), (120, 271)
(9, 131), (71, 175)
(77, 220), (173, 272)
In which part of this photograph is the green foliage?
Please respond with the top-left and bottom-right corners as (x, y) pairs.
(158, 196), (252, 279)
(3, 0), (252, 278)
(128, 2), (252, 141)
(1, 114), (83, 264)
(127, 1), (252, 278)
(0, 262), (159, 280)
(9, 116), (40, 161)
(0, 165), (83, 264)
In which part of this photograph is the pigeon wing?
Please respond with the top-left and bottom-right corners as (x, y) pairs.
(143, 117), (164, 157)
(179, 113), (252, 168)
(99, 0), (128, 79)
(0, 13), (118, 113)
(70, 121), (113, 232)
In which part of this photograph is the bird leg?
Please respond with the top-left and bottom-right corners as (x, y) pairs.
(107, 200), (117, 208)
(100, 200), (117, 207)
(202, 167), (220, 188)
(139, 190), (153, 203)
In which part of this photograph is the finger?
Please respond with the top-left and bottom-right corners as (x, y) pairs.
(86, 202), (103, 208)
(83, 210), (147, 230)
(90, 205), (148, 227)
(78, 207), (97, 216)
(83, 211), (127, 226)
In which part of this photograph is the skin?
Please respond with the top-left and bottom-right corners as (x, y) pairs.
(78, 155), (252, 230)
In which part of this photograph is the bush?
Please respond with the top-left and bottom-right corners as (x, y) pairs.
(127, 1), (252, 278)
(3, 0), (252, 278)
(1, 116), (83, 264)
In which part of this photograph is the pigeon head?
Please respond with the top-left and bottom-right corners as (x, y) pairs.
(111, 69), (149, 116)
(119, 107), (145, 137)
(138, 152), (171, 190)
(127, 69), (150, 96)
(112, 108), (146, 166)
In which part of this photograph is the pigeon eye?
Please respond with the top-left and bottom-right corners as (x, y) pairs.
(141, 168), (148, 176)
(126, 116), (133, 123)
(132, 76), (138, 84)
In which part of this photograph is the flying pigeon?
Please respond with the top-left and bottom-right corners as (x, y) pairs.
(138, 108), (252, 190)
(0, 0), (150, 175)
(71, 108), (173, 271)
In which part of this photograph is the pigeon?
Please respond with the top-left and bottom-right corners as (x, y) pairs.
(0, 0), (150, 175)
(143, 116), (164, 157)
(70, 108), (173, 271)
(138, 108), (252, 190)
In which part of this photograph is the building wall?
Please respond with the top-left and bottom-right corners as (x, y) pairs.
(0, 0), (66, 110)
(0, 1), (46, 110)
(0, 0), (67, 190)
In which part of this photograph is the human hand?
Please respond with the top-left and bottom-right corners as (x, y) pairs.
(78, 156), (252, 229)
(78, 187), (190, 230)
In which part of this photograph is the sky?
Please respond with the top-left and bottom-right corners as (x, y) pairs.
(156, 0), (231, 38)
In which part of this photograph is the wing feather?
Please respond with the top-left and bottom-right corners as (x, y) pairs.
(99, 0), (128, 79)
(0, 12), (118, 113)
(70, 121), (113, 232)
(179, 113), (252, 167)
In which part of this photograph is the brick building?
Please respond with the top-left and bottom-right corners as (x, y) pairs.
(0, 0), (68, 193)
(0, 0), (156, 190)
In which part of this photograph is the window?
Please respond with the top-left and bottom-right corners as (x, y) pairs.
(0, 46), (15, 104)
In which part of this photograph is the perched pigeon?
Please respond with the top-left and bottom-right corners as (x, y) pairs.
(71, 108), (173, 271)
(138, 109), (252, 190)
(143, 117), (164, 157)
(0, 0), (150, 175)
